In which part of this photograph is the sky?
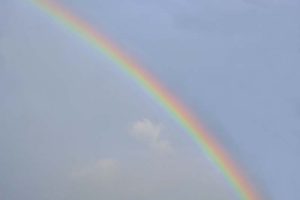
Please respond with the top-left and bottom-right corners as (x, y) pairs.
(0, 0), (300, 199)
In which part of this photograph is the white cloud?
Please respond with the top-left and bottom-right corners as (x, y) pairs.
(67, 156), (234, 200)
(242, 0), (298, 6)
(71, 159), (119, 183)
(130, 119), (173, 155)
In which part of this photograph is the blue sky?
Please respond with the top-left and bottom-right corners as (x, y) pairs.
(0, 0), (300, 199)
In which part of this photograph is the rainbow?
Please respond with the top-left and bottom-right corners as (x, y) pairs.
(32, 1), (261, 199)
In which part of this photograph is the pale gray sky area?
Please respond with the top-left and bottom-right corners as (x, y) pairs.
(1, 0), (300, 200)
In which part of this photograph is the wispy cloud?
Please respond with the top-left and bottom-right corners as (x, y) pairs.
(71, 159), (120, 183)
(242, 0), (299, 6)
(67, 155), (233, 200)
(130, 119), (173, 155)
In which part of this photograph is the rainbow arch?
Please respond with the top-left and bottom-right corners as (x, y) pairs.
(32, 1), (262, 199)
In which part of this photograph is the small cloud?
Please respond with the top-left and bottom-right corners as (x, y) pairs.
(71, 159), (119, 183)
(242, 0), (297, 6)
(130, 119), (173, 155)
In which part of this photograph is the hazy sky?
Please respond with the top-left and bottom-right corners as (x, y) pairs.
(1, 0), (300, 199)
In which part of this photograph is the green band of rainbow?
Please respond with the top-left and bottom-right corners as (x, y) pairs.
(32, 1), (261, 199)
